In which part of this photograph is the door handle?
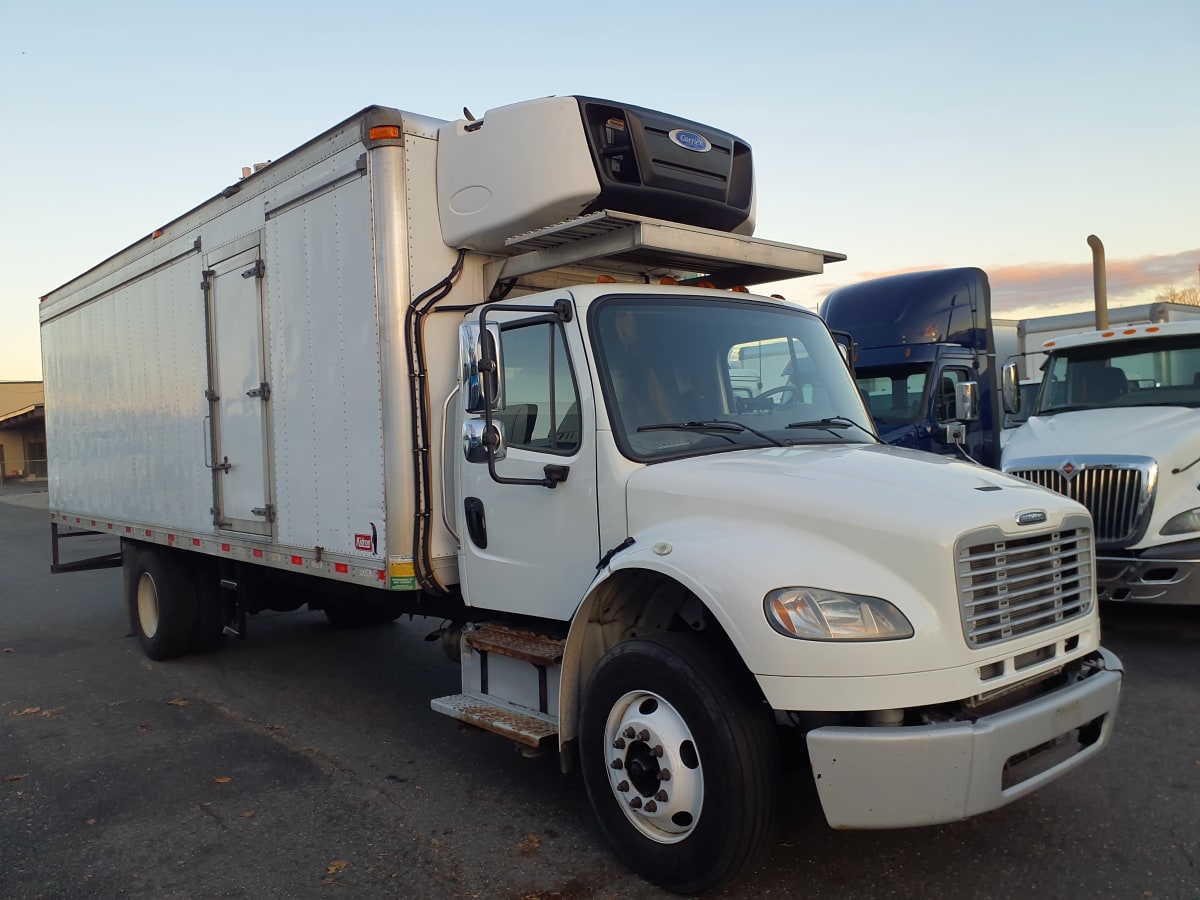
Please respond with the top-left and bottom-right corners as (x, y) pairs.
(464, 497), (487, 549)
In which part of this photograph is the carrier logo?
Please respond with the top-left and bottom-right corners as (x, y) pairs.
(1016, 510), (1048, 527)
(669, 128), (712, 153)
(1060, 460), (1078, 480)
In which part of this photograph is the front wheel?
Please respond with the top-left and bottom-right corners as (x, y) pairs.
(580, 633), (781, 894)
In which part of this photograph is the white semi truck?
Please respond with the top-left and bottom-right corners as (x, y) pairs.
(1016, 302), (1200, 381)
(1002, 319), (1200, 605)
(40, 96), (1123, 894)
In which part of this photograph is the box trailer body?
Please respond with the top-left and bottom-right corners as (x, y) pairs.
(1002, 319), (1200, 606)
(41, 97), (1122, 894)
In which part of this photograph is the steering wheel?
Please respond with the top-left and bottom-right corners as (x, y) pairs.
(756, 385), (799, 408)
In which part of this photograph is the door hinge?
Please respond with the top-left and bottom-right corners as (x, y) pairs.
(241, 259), (266, 280)
(209, 456), (232, 473)
(246, 382), (271, 401)
(204, 388), (219, 401)
(251, 505), (276, 523)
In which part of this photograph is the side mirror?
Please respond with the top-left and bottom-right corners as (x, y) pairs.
(955, 381), (979, 422)
(460, 322), (503, 415)
(1000, 362), (1019, 414)
(462, 418), (506, 463)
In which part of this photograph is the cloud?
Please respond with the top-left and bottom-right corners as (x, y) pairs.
(841, 249), (1200, 319)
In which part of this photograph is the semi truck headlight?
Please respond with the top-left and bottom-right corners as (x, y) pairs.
(1160, 508), (1200, 536)
(764, 588), (913, 641)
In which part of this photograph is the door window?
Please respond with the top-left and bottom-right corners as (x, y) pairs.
(498, 321), (581, 455)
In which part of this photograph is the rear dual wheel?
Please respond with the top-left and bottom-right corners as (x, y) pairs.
(580, 632), (782, 894)
(129, 548), (196, 660)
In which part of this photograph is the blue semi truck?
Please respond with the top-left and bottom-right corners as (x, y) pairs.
(820, 267), (1014, 468)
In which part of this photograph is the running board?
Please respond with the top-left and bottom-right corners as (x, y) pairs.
(430, 693), (557, 748)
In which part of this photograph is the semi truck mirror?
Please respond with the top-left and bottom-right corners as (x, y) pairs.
(460, 323), (504, 414)
(955, 381), (979, 421)
(1000, 362), (1020, 414)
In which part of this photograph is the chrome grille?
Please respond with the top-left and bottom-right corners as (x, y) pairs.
(956, 524), (1093, 649)
(1004, 456), (1157, 546)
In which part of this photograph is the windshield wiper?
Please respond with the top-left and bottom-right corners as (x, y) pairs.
(785, 416), (877, 440)
(637, 420), (786, 447)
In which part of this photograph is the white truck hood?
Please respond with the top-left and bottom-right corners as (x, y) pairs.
(617, 443), (1095, 688)
(1003, 406), (1200, 470)
(626, 443), (1077, 546)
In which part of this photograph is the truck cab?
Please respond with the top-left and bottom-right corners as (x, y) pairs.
(821, 268), (1006, 467)
(1002, 320), (1200, 604)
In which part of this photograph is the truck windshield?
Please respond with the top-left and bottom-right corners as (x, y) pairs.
(1037, 334), (1200, 414)
(592, 296), (874, 462)
(853, 364), (929, 425)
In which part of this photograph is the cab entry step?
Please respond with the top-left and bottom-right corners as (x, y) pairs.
(430, 693), (558, 748)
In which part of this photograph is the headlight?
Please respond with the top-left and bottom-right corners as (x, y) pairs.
(764, 587), (913, 641)
(1160, 507), (1200, 536)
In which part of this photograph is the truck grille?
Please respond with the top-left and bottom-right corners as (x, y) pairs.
(956, 521), (1093, 649)
(1004, 456), (1156, 545)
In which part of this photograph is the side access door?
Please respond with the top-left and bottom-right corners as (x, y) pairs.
(455, 295), (600, 620)
(203, 240), (273, 536)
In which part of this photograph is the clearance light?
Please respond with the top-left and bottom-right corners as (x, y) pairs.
(695, 280), (716, 289)
(1101, 332), (1115, 338)
(764, 587), (913, 641)
(368, 125), (401, 141)
(1123, 329), (1137, 335)
(1147, 326), (1160, 333)
(1044, 341), (1057, 348)
(596, 275), (616, 283)
(152, 229), (163, 239)
(659, 276), (679, 285)
(770, 294), (787, 301)
(731, 285), (749, 293)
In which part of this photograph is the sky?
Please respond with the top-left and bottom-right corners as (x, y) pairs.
(1, 0), (1197, 380)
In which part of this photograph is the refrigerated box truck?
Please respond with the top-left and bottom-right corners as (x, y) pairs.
(40, 96), (1123, 894)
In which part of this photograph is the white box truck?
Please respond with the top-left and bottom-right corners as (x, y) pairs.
(1002, 318), (1200, 605)
(40, 96), (1123, 894)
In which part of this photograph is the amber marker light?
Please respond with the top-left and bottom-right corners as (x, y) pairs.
(368, 125), (401, 140)
(731, 285), (749, 293)
(659, 276), (679, 285)
(596, 274), (616, 283)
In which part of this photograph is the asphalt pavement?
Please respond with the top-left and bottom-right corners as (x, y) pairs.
(1, 489), (1198, 899)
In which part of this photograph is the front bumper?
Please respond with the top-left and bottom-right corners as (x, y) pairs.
(1097, 552), (1199, 605)
(806, 647), (1123, 829)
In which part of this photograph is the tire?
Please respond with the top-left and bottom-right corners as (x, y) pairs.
(189, 560), (227, 654)
(129, 548), (197, 661)
(579, 632), (781, 894)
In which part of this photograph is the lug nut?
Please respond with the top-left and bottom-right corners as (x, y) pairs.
(651, 744), (664, 758)
(629, 797), (642, 809)
(656, 790), (668, 802)
(657, 769), (671, 781)
(616, 780), (630, 792)
(645, 800), (658, 813)
(612, 738), (626, 750)
(623, 726), (636, 739)
(610, 759), (623, 770)
(637, 729), (650, 742)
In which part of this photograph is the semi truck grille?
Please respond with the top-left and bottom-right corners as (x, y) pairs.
(956, 522), (1094, 649)
(1004, 456), (1156, 546)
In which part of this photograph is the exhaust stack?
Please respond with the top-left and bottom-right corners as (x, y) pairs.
(1087, 234), (1108, 330)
